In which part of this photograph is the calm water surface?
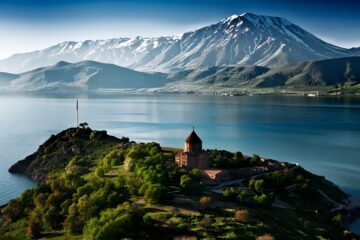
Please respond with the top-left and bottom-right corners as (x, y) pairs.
(0, 94), (359, 231)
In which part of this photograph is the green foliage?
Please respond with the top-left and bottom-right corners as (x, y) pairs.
(252, 193), (274, 206)
(102, 148), (125, 169)
(249, 179), (265, 193)
(83, 204), (144, 240)
(208, 149), (248, 168)
(90, 130), (109, 140)
(250, 154), (261, 165)
(63, 178), (128, 233)
(332, 214), (342, 225)
(124, 156), (137, 171)
(1, 189), (36, 224)
(144, 184), (168, 203)
(95, 167), (105, 177)
(27, 208), (43, 238)
(180, 174), (203, 195)
(223, 187), (251, 203)
(125, 173), (143, 195)
(42, 206), (62, 230)
(249, 168), (302, 194)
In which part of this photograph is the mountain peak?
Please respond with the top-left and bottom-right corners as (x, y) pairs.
(221, 12), (293, 29)
(222, 14), (240, 23)
(242, 13), (292, 26)
(240, 12), (257, 17)
(54, 61), (71, 67)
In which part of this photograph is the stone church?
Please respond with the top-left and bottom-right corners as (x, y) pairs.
(175, 129), (209, 169)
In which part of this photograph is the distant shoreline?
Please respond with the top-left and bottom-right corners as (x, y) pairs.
(0, 89), (360, 98)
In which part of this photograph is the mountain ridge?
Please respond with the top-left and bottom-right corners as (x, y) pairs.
(165, 56), (360, 89)
(0, 12), (358, 73)
(0, 56), (359, 92)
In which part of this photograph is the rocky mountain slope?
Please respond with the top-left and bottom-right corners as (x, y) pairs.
(0, 13), (358, 73)
(165, 56), (360, 89)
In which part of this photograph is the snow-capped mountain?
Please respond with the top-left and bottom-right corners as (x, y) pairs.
(0, 13), (358, 73)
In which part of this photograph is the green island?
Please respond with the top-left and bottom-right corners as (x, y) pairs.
(0, 126), (359, 240)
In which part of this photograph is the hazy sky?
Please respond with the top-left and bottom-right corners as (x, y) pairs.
(0, 0), (359, 59)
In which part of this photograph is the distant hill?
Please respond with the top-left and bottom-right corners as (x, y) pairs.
(252, 56), (360, 87)
(1, 57), (359, 92)
(0, 72), (18, 87)
(0, 13), (358, 73)
(1, 61), (168, 91)
(166, 56), (360, 89)
(167, 65), (270, 87)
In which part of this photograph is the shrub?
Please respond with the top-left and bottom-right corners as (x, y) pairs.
(234, 209), (248, 223)
(124, 157), (137, 172)
(143, 213), (156, 225)
(201, 215), (213, 228)
(256, 234), (275, 240)
(27, 209), (43, 238)
(199, 196), (212, 207)
(125, 174), (143, 195)
(253, 193), (274, 206)
(332, 213), (342, 225)
(180, 174), (203, 195)
(102, 149), (125, 168)
(144, 184), (168, 204)
(177, 222), (188, 229)
(250, 154), (261, 165)
(90, 130), (107, 139)
(223, 187), (238, 199)
(95, 167), (105, 177)
(253, 179), (265, 193)
(83, 204), (143, 240)
(296, 175), (305, 182)
(42, 206), (62, 230)
(223, 187), (251, 203)
(236, 189), (251, 202)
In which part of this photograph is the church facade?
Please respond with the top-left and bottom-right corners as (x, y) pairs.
(175, 129), (209, 169)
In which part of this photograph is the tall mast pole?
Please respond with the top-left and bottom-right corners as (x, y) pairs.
(76, 99), (79, 127)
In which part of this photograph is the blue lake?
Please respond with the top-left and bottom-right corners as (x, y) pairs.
(0, 94), (359, 232)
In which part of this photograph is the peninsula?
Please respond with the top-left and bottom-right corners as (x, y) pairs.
(1, 126), (359, 240)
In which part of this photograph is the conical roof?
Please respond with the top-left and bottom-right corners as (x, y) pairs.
(185, 130), (202, 144)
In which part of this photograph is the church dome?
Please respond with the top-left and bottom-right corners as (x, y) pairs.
(185, 130), (202, 144)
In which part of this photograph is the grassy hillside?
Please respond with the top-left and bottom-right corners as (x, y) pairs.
(257, 56), (360, 87)
(0, 127), (358, 240)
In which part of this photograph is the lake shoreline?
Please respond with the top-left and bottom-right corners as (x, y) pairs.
(1, 89), (360, 99)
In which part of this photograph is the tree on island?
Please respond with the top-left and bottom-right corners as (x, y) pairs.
(79, 122), (89, 129)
